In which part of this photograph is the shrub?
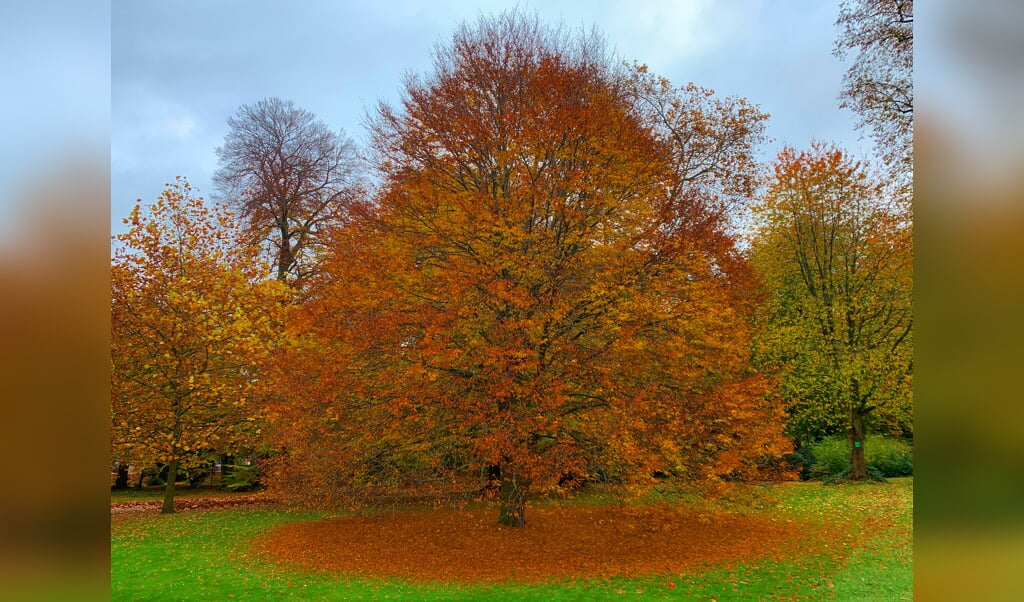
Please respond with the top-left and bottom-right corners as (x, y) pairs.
(142, 464), (188, 487)
(188, 463), (216, 487)
(222, 463), (261, 491)
(808, 437), (850, 480)
(807, 435), (912, 480)
(822, 464), (887, 484)
(866, 436), (914, 477)
(785, 445), (817, 481)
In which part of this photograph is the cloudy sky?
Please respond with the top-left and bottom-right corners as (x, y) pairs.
(111, 0), (866, 234)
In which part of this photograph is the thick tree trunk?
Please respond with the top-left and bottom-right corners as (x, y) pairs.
(497, 470), (528, 527)
(849, 409), (867, 481)
(161, 458), (179, 514)
(277, 220), (292, 281)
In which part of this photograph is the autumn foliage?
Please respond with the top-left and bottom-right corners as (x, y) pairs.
(111, 178), (287, 513)
(750, 143), (912, 480)
(263, 14), (791, 525)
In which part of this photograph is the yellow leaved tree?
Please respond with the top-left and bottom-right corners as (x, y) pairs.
(751, 144), (913, 480)
(111, 177), (287, 513)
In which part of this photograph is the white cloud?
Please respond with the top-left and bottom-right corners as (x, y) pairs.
(597, 0), (755, 70)
(165, 114), (197, 140)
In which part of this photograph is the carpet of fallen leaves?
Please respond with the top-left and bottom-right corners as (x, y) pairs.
(250, 503), (850, 584)
(111, 493), (274, 515)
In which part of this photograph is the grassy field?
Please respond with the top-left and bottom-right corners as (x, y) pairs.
(111, 478), (911, 600)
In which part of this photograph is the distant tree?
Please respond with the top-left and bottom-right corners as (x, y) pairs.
(111, 178), (286, 513)
(213, 98), (361, 286)
(751, 144), (913, 481)
(834, 0), (913, 191)
(266, 12), (789, 527)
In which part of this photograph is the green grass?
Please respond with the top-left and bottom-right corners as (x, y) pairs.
(670, 479), (913, 601)
(111, 478), (912, 600)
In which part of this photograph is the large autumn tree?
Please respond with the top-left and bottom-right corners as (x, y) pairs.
(213, 97), (362, 287)
(267, 13), (789, 526)
(111, 178), (286, 513)
(750, 143), (912, 480)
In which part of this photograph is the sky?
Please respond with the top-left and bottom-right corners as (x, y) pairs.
(111, 0), (868, 234)
(0, 1), (109, 245)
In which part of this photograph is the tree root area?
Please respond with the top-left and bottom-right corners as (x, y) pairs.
(251, 504), (846, 584)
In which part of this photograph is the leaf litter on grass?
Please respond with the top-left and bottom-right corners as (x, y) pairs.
(250, 501), (851, 584)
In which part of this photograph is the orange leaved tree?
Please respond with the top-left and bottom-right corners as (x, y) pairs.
(268, 13), (790, 526)
(111, 178), (287, 513)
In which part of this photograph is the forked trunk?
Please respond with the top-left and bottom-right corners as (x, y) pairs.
(849, 409), (867, 481)
(161, 458), (179, 514)
(498, 471), (528, 527)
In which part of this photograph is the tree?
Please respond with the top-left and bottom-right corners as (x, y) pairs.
(267, 12), (789, 526)
(626, 63), (770, 239)
(750, 143), (912, 481)
(834, 0), (913, 191)
(213, 98), (362, 286)
(111, 178), (286, 513)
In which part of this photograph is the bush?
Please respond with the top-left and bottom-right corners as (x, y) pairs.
(805, 435), (912, 480)
(808, 438), (850, 480)
(785, 445), (817, 481)
(222, 463), (261, 492)
(866, 436), (914, 477)
(188, 463), (216, 487)
(822, 464), (888, 484)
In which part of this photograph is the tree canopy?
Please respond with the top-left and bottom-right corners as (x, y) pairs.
(264, 13), (789, 526)
(750, 143), (912, 480)
(214, 97), (362, 287)
(111, 7), (915, 526)
(834, 0), (913, 191)
(111, 178), (287, 512)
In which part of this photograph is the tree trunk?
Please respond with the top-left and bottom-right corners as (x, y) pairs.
(277, 221), (292, 281)
(497, 470), (528, 527)
(161, 458), (179, 514)
(849, 409), (867, 481)
(114, 464), (129, 489)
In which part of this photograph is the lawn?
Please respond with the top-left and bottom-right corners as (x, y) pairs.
(111, 478), (912, 600)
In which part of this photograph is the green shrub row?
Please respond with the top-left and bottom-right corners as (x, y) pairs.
(789, 435), (913, 480)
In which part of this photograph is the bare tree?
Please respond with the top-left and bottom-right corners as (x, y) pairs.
(834, 0), (913, 193)
(214, 98), (361, 284)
